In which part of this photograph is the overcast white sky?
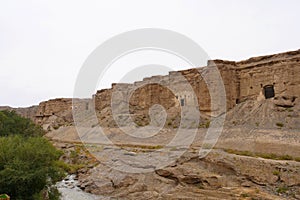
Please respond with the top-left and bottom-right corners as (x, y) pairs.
(1, 0), (299, 107)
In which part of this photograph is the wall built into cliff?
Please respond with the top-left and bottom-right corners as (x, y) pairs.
(6, 49), (298, 130)
(93, 49), (300, 127)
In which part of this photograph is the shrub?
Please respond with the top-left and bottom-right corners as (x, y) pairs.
(225, 149), (298, 162)
(241, 193), (249, 197)
(278, 155), (293, 160)
(0, 110), (43, 137)
(205, 121), (210, 128)
(198, 121), (210, 128)
(273, 170), (280, 176)
(276, 186), (288, 194)
(0, 112), (64, 200)
(0, 135), (64, 200)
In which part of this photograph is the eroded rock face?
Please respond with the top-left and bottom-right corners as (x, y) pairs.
(76, 148), (300, 199)
(93, 49), (300, 128)
(274, 95), (297, 108)
(34, 98), (93, 131)
(46, 125), (300, 199)
(3, 50), (299, 131)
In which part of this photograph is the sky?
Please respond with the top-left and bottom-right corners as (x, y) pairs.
(0, 0), (300, 107)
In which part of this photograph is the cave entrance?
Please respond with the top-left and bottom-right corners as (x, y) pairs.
(263, 85), (275, 99)
(180, 98), (185, 106)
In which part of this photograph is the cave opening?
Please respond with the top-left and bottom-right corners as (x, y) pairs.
(263, 85), (275, 99)
(180, 98), (185, 106)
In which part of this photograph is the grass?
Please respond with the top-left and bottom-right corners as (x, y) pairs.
(55, 143), (99, 174)
(70, 150), (78, 159)
(198, 121), (210, 128)
(202, 143), (213, 149)
(240, 193), (249, 198)
(117, 143), (163, 150)
(0, 194), (9, 198)
(55, 160), (86, 174)
(224, 149), (298, 162)
(225, 149), (253, 157)
(273, 170), (280, 176)
(135, 121), (144, 127)
(276, 186), (288, 194)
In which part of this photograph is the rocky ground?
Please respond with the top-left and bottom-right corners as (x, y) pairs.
(48, 124), (300, 199)
(45, 98), (300, 199)
(3, 91), (299, 199)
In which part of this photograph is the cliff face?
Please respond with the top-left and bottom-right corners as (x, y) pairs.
(3, 49), (299, 130)
(0, 106), (38, 121)
(236, 50), (300, 104)
(34, 98), (92, 131)
(94, 49), (300, 127)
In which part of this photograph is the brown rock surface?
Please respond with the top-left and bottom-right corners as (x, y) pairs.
(2, 49), (300, 199)
(93, 49), (300, 128)
(73, 147), (299, 199)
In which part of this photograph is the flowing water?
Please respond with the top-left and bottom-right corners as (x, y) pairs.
(56, 174), (104, 200)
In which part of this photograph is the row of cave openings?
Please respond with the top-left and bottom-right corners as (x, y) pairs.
(176, 85), (276, 107)
(176, 84), (276, 107)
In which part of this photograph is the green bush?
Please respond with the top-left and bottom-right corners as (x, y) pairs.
(273, 170), (280, 176)
(0, 111), (64, 200)
(0, 135), (64, 200)
(276, 186), (288, 194)
(0, 110), (43, 137)
(54, 160), (85, 174)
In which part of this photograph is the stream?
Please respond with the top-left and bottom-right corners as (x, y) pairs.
(56, 174), (104, 200)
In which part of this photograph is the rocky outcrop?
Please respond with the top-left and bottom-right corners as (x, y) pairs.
(39, 50), (300, 199)
(94, 49), (300, 128)
(0, 105), (38, 121)
(2, 49), (299, 131)
(74, 148), (300, 199)
(34, 98), (92, 131)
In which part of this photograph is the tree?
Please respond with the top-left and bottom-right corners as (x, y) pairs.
(0, 136), (64, 200)
(0, 110), (43, 137)
(0, 111), (64, 200)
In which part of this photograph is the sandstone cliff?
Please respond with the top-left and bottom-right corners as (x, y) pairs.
(2, 49), (299, 131)
(93, 49), (300, 129)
